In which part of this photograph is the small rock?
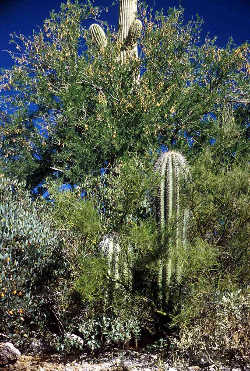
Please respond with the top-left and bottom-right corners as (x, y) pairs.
(188, 367), (201, 371)
(0, 342), (21, 366)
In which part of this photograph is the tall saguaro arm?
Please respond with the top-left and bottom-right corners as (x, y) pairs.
(89, 0), (142, 63)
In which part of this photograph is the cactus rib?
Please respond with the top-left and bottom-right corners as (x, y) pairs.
(89, 24), (107, 50)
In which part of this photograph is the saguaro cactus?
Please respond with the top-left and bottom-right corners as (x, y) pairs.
(155, 151), (189, 303)
(100, 234), (132, 290)
(118, 0), (142, 62)
(89, 0), (142, 63)
(89, 24), (107, 50)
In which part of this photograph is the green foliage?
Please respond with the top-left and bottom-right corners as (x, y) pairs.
(97, 157), (158, 229)
(0, 174), (70, 348)
(166, 150), (249, 364)
(45, 157), (160, 350)
(172, 288), (249, 365)
(180, 238), (218, 280)
(74, 255), (109, 303)
(124, 219), (158, 259)
(0, 0), (248, 360)
(66, 310), (142, 351)
(51, 187), (102, 242)
(184, 150), (249, 282)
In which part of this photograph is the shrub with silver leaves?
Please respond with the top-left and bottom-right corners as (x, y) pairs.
(0, 174), (68, 348)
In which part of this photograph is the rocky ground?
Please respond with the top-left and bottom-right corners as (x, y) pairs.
(0, 349), (167, 370)
(1, 341), (249, 371)
(1, 350), (249, 371)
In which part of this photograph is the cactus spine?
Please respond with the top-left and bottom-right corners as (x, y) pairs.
(89, 0), (142, 63)
(155, 151), (189, 304)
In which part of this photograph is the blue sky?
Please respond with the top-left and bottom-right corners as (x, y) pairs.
(0, 0), (249, 70)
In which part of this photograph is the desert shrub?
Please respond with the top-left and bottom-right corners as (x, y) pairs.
(47, 161), (159, 349)
(61, 289), (153, 351)
(74, 255), (109, 303)
(184, 152), (249, 283)
(165, 151), (249, 364)
(172, 287), (249, 366)
(51, 187), (102, 242)
(0, 174), (71, 349)
(47, 147), (249, 356)
(74, 310), (142, 351)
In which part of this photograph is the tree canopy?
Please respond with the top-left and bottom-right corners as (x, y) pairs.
(0, 0), (248, 189)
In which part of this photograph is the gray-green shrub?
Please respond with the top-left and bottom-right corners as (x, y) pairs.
(0, 174), (70, 348)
